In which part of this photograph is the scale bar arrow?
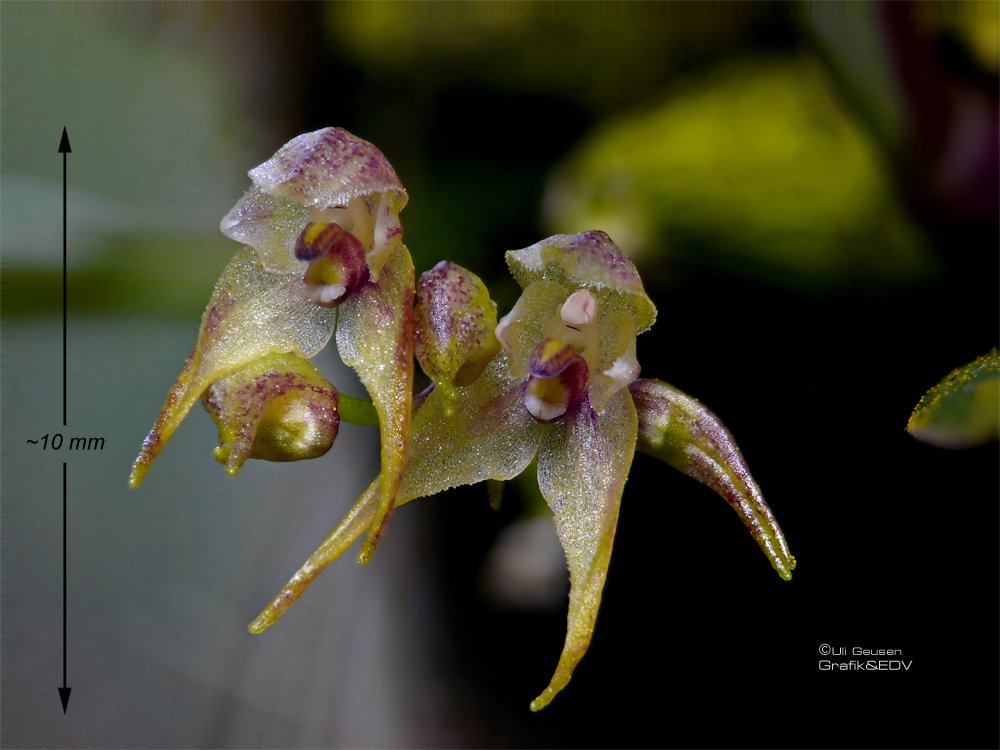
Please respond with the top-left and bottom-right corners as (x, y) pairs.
(59, 128), (71, 429)
(57, 128), (73, 713)
(58, 462), (71, 712)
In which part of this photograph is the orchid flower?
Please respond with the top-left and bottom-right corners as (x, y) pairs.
(247, 230), (796, 711)
(130, 128), (794, 711)
(130, 127), (414, 560)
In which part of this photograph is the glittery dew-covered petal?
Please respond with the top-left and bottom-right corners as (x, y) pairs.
(587, 306), (640, 414)
(248, 478), (382, 634)
(221, 128), (408, 278)
(532, 387), (637, 711)
(629, 378), (796, 580)
(129, 248), (334, 487)
(247, 127), (407, 211)
(334, 243), (415, 563)
(505, 231), (657, 332)
(414, 261), (500, 399)
(219, 186), (311, 274)
(249, 351), (546, 634)
(400, 352), (547, 500)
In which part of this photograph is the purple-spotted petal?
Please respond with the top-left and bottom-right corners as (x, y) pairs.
(247, 127), (406, 209)
(506, 231), (656, 332)
(629, 378), (796, 580)
(129, 248), (334, 488)
(532, 386), (638, 711)
(221, 128), (408, 278)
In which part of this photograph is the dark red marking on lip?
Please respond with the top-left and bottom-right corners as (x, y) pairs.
(295, 222), (364, 262)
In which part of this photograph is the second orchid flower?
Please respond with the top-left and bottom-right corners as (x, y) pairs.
(246, 230), (795, 711)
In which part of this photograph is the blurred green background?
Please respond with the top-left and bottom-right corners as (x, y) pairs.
(2, 2), (997, 747)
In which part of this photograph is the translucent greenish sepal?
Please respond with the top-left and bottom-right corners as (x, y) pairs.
(629, 378), (796, 581)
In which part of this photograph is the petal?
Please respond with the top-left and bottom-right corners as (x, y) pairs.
(334, 243), (415, 563)
(506, 231), (657, 332)
(249, 351), (547, 633)
(248, 477), (382, 634)
(587, 306), (640, 413)
(414, 261), (500, 400)
(129, 248), (334, 487)
(628, 378), (796, 580)
(219, 186), (311, 274)
(247, 127), (406, 212)
(401, 352), (547, 499)
(221, 128), (407, 278)
(907, 349), (1000, 449)
(532, 386), (638, 711)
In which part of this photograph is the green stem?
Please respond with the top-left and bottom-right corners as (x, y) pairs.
(338, 393), (380, 427)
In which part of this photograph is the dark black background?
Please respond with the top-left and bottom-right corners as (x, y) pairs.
(272, 3), (1000, 746)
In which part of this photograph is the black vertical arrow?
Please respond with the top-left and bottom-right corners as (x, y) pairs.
(59, 128), (71, 428)
(58, 463), (71, 712)
(57, 129), (72, 713)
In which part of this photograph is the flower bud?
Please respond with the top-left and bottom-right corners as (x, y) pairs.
(414, 261), (500, 398)
(201, 352), (339, 476)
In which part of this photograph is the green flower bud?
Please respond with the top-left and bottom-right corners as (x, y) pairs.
(201, 352), (339, 476)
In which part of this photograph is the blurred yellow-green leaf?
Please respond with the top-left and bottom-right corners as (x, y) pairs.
(544, 57), (937, 290)
(324, 1), (762, 112)
(908, 349), (1000, 449)
(933, 0), (1000, 74)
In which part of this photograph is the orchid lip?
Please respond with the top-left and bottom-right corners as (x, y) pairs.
(524, 391), (568, 422)
(308, 283), (348, 306)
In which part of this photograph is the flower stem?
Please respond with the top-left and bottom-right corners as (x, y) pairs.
(338, 393), (380, 427)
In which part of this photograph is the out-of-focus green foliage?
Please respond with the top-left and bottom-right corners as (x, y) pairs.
(802, 3), (906, 149)
(543, 57), (937, 291)
(324, 1), (762, 111)
(3, 233), (234, 320)
(908, 349), (1000, 449)
(934, 0), (1000, 73)
(806, 1), (998, 152)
